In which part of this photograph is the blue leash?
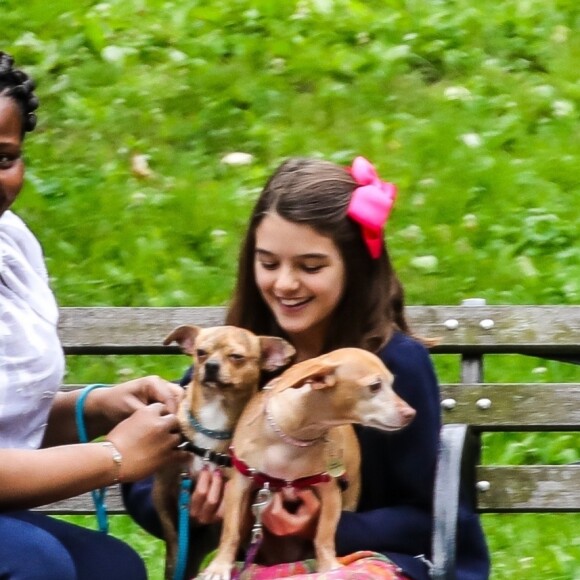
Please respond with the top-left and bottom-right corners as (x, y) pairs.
(75, 383), (111, 534)
(173, 474), (193, 580)
(77, 383), (193, 577)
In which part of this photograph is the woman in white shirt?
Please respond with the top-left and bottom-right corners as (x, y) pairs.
(0, 51), (188, 580)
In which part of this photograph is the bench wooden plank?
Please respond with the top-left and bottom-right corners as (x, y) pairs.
(58, 307), (226, 354)
(40, 465), (580, 516)
(440, 384), (580, 430)
(477, 465), (580, 512)
(58, 306), (580, 356)
(43, 466), (580, 516)
(64, 383), (580, 430)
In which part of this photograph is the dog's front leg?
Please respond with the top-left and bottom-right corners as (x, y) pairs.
(313, 481), (343, 573)
(197, 472), (251, 580)
(152, 466), (183, 580)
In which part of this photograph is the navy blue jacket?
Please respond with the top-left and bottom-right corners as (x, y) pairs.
(123, 332), (489, 579)
(335, 332), (489, 579)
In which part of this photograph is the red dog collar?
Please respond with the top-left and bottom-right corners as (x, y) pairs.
(229, 447), (332, 491)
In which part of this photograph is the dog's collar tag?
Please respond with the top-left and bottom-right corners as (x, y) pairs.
(325, 438), (346, 478)
(326, 456), (346, 478)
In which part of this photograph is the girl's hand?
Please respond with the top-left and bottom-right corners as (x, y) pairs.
(189, 467), (226, 524)
(261, 488), (321, 538)
(106, 403), (188, 481)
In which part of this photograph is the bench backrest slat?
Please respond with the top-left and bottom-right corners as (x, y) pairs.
(477, 465), (580, 512)
(38, 467), (580, 515)
(63, 383), (580, 430)
(58, 306), (580, 356)
(440, 384), (580, 429)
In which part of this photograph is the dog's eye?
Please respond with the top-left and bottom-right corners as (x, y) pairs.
(196, 349), (208, 359)
(368, 380), (382, 394)
(229, 353), (246, 363)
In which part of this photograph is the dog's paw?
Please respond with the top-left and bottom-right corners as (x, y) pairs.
(195, 561), (234, 580)
(317, 559), (343, 573)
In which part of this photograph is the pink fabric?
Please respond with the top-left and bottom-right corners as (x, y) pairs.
(346, 157), (397, 259)
(235, 550), (410, 579)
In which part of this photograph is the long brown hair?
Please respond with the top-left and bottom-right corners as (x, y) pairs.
(226, 157), (411, 354)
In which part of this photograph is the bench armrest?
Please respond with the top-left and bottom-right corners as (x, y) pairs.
(431, 423), (479, 580)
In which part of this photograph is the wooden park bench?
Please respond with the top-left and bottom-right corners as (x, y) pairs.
(43, 302), (580, 579)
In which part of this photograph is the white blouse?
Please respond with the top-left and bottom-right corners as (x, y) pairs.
(0, 211), (65, 448)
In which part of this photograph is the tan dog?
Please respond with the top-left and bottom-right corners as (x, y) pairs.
(197, 347), (416, 580)
(153, 325), (295, 580)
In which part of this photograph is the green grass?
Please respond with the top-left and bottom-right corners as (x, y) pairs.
(4, 0), (580, 577)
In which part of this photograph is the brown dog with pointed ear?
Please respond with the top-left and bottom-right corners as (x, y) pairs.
(197, 347), (415, 580)
(153, 324), (295, 580)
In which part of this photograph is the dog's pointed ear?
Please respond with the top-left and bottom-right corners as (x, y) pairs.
(163, 325), (201, 355)
(258, 337), (296, 372)
(308, 368), (337, 390)
(276, 361), (337, 392)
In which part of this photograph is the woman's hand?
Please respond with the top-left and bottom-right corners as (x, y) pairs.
(43, 376), (185, 447)
(85, 375), (185, 435)
(106, 402), (189, 481)
(188, 467), (226, 524)
(261, 488), (321, 538)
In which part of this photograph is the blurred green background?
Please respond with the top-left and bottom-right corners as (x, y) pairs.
(3, 0), (579, 578)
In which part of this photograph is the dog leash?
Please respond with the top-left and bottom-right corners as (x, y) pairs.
(75, 383), (111, 534)
(173, 473), (193, 580)
(229, 448), (331, 579)
(232, 483), (273, 580)
(228, 448), (350, 578)
(173, 439), (230, 579)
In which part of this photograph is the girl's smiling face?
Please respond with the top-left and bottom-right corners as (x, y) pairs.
(254, 212), (346, 359)
(0, 96), (24, 216)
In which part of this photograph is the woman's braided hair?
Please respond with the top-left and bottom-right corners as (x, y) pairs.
(0, 51), (39, 134)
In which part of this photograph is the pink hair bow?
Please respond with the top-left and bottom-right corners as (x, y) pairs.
(346, 156), (397, 259)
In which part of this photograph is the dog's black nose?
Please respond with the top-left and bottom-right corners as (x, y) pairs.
(204, 360), (220, 381)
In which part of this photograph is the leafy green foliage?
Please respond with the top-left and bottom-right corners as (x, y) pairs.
(4, 0), (579, 577)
